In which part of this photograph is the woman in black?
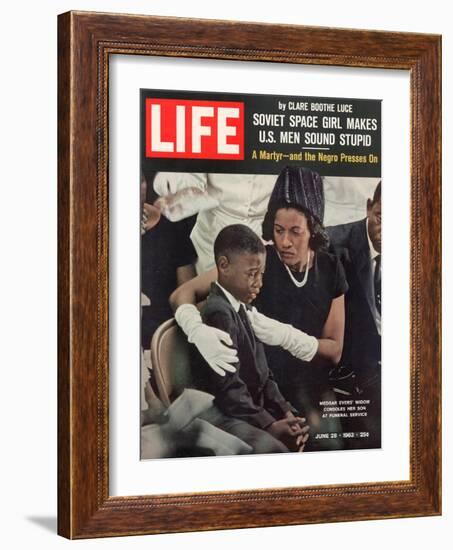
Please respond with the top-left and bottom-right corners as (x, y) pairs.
(254, 167), (348, 450)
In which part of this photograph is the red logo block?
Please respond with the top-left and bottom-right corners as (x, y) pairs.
(145, 98), (244, 160)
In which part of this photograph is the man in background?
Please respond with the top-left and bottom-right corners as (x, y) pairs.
(327, 181), (381, 449)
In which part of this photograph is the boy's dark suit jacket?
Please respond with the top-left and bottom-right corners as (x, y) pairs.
(327, 218), (381, 388)
(193, 283), (292, 430)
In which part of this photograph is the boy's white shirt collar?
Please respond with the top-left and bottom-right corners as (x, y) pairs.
(215, 282), (242, 313)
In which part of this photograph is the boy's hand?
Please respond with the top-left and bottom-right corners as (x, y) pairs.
(285, 411), (310, 452)
(267, 413), (310, 451)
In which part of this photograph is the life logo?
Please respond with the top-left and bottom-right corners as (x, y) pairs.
(145, 98), (244, 160)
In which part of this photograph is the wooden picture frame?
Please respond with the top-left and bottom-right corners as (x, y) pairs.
(58, 11), (441, 539)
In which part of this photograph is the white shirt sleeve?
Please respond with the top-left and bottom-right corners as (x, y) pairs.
(153, 172), (208, 196)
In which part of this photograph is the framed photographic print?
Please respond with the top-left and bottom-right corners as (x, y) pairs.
(58, 11), (441, 538)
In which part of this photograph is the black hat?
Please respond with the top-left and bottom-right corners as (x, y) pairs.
(262, 166), (324, 240)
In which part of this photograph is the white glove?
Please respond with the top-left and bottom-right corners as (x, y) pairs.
(175, 304), (238, 376)
(247, 307), (318, 362)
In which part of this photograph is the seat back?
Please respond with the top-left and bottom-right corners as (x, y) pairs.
(150, 318), (193, 407)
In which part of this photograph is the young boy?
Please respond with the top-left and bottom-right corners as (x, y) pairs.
(191, 224), (308, 454)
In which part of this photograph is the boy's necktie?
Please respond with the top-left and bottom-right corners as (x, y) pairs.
(238, 304), (255, 344)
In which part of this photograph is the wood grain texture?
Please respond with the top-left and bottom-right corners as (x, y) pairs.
(57, 10), (441, 539)
(57, 11), (71, 538)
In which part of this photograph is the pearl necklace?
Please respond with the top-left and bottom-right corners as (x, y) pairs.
(281, 249), (312, 288)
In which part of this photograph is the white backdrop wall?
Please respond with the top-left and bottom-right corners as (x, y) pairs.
(0, 1), (449, 548)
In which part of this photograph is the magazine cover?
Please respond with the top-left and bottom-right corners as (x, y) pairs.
(139, 89), (381, 458)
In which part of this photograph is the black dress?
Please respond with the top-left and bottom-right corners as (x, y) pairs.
(255, 245), (348, 450)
